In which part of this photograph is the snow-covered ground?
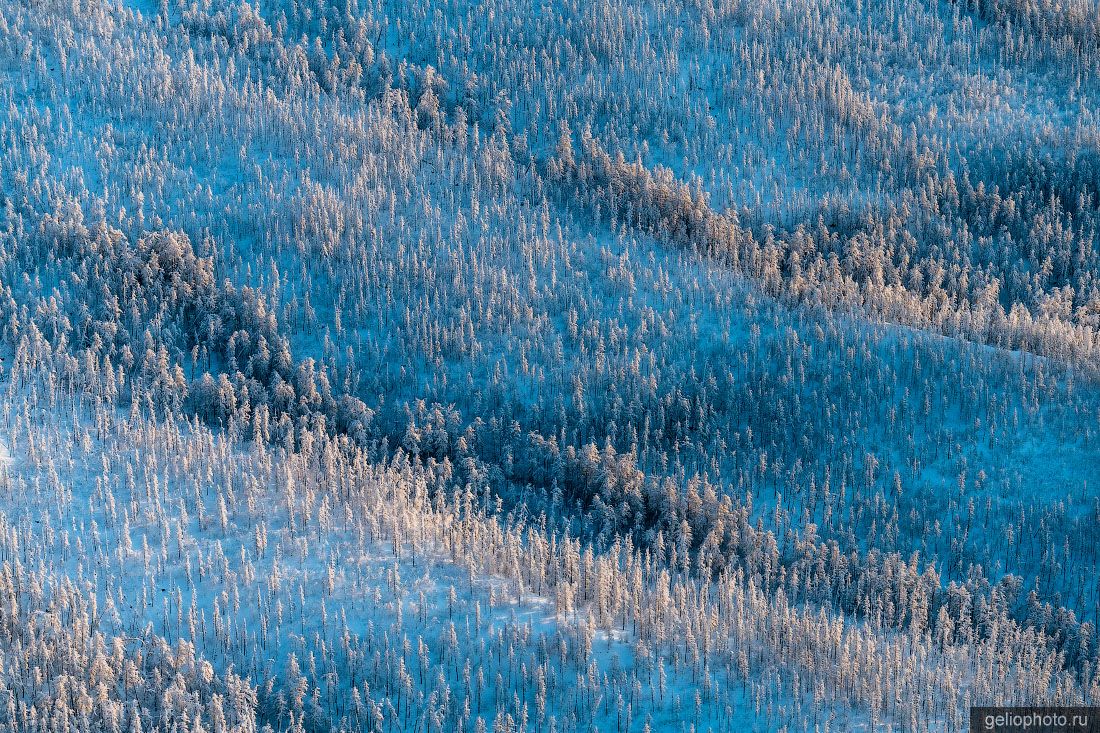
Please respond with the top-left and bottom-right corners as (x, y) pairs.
(0, 393), (819, 731)
(1, 0), (1099, 729)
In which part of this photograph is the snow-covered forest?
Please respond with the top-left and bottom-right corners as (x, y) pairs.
(1, 0), (1099, 729)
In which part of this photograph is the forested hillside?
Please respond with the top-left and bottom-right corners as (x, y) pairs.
(0, 0), (1099, 730)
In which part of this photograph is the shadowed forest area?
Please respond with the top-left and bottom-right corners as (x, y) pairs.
(0, 0), (1099, 729)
